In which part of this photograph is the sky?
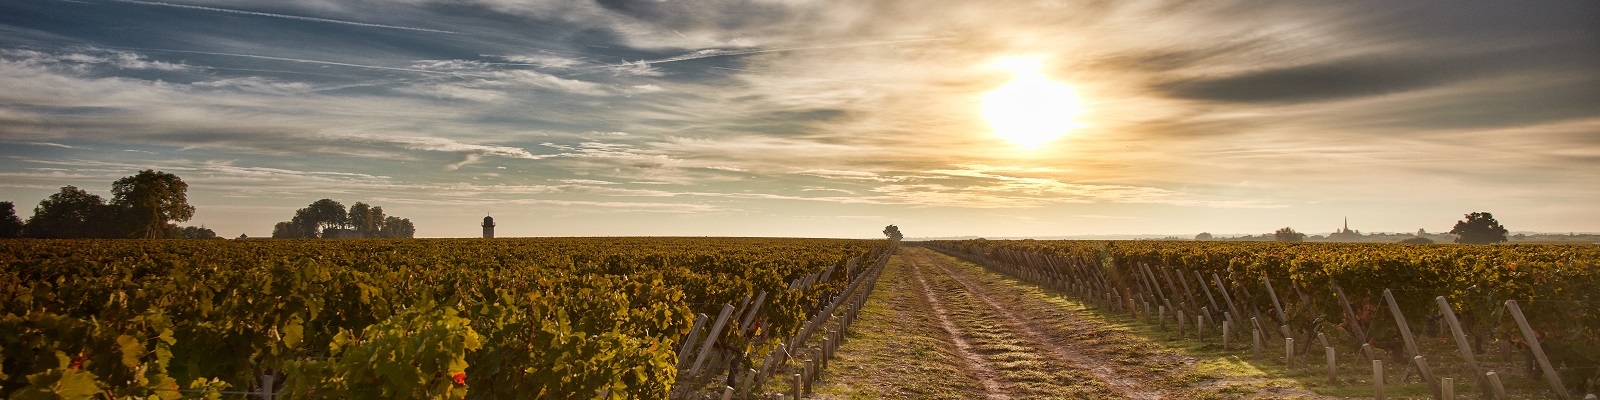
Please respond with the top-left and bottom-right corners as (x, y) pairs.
(1, 0), (1597, 238)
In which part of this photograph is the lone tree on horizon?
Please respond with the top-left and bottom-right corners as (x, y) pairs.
(112, 170), (195, 238)
(883, 225), (903, 241)
(1449, 212), (1508, 244)
(1274, 227), (1305, 242)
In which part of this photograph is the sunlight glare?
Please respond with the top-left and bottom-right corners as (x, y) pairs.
(981, 57), (1085, 148)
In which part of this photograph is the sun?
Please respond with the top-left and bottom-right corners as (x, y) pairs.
(981, 57), (1084, 148)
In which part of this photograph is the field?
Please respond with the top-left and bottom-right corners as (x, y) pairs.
(903, 240), (1600, 399)
(0, 238), (893, 399)
(2, 238), (1595, 399)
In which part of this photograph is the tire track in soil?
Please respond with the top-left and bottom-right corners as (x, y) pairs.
(909, 247), (1164, 400)
(910, 258), (1013, 400)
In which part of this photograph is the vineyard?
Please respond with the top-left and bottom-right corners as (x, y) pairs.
(0, 238), (894, 399)
(925, 240), (1600, 399)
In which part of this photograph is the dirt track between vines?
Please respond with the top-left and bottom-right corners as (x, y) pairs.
(909, 262), (1013, 399)
(811, 246), (1329, 399)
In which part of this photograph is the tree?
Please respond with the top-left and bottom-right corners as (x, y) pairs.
(0, 201), (23, 238)
(1449, 212), (1508, 244)
(23, 186), (113, 238)
(180, 225), (217, 239)
(302, 199), (348, 233)
(272, 199), (347, 238)
(882, 225), (903, 241)
(111, 170), (195, 238)
(1273, 227), (1305, 242)
(348, 202), (385, 237)
(272, 199), (414, 238)
(1194, 232), (1213, 241)
(381, 216), (415, 238)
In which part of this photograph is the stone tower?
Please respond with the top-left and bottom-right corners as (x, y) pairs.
(482, 215), (495, 238)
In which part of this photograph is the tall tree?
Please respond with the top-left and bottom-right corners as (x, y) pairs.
(23, 186), (111, 238)
(303, 199), (348, 233)
(1449, 212), (1509, 244)
(0, 201), (24, 238)
(180, 226), (217, 239)
(272, 221), (298, 238)
(882, 225), (903, 241)
(381, 216), (415, 238)
(1274, 227), (1305, 242)
(288, 209), (319, 238)
(348, 202), (384, 237)
(111, 170), (195, 238)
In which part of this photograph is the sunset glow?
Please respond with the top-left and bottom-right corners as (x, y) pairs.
(0, 1), (1595, 238)
(981, 57), (1084, 148)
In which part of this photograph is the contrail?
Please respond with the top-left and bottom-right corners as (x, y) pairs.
(612, 36), (957, 67)
(107, 0), (462, 34)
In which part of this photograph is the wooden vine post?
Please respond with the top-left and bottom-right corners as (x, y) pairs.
(1373, 359), (1384, 400)
(1213, 274), (1243, 327)
(1383, 289), (1438, 398)
(1333, 285), (1368, 344)
(1435, 296), (1488, 394)
(1505, 300), (1572, 400)
(1381, 289), (1421, 359)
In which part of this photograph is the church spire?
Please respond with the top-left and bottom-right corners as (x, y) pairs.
(1343, 217), (1349, 233)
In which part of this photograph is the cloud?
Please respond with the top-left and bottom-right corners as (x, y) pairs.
(1, 48), (193, 72)
(348, 135), (537, 165)
(23, 142), (84, 149)
(191, 77), (315, 95)
(553, 179), (619, 185)
(106, 0), (462, 34)
(496, 54), (588, 69)
(396, 83), (506, 102)
(1153, 57), (1460, 103)
(1151, 45), (1598, 104)
(795, 169), (901, 182)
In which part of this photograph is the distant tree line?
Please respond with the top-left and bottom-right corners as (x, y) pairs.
(1203, 212), (1510, 244)
(271, 199), (415, 238)
(0, 170), (215, 239)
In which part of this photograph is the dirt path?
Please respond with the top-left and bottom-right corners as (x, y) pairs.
(905, 253), (1123, 398)
(809, 246), (1331, 400)
(917, 251), (1162, 400)
(909, 260), (1012, 399)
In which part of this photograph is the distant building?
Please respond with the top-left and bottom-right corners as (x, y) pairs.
(1328, 217), (1363, 242)
(482, 215), (495, 238)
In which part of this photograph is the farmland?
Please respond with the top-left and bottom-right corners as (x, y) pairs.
(2, 238), (1596, 399)
(0, 238), (892, 399)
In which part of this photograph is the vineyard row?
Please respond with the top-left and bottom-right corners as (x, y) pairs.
(923, 240), (1599, 399)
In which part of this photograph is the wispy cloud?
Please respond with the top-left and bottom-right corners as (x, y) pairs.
(23, 142), (85, 149)
(107, 0), (462, 34)
(2, 48), (193, 72)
